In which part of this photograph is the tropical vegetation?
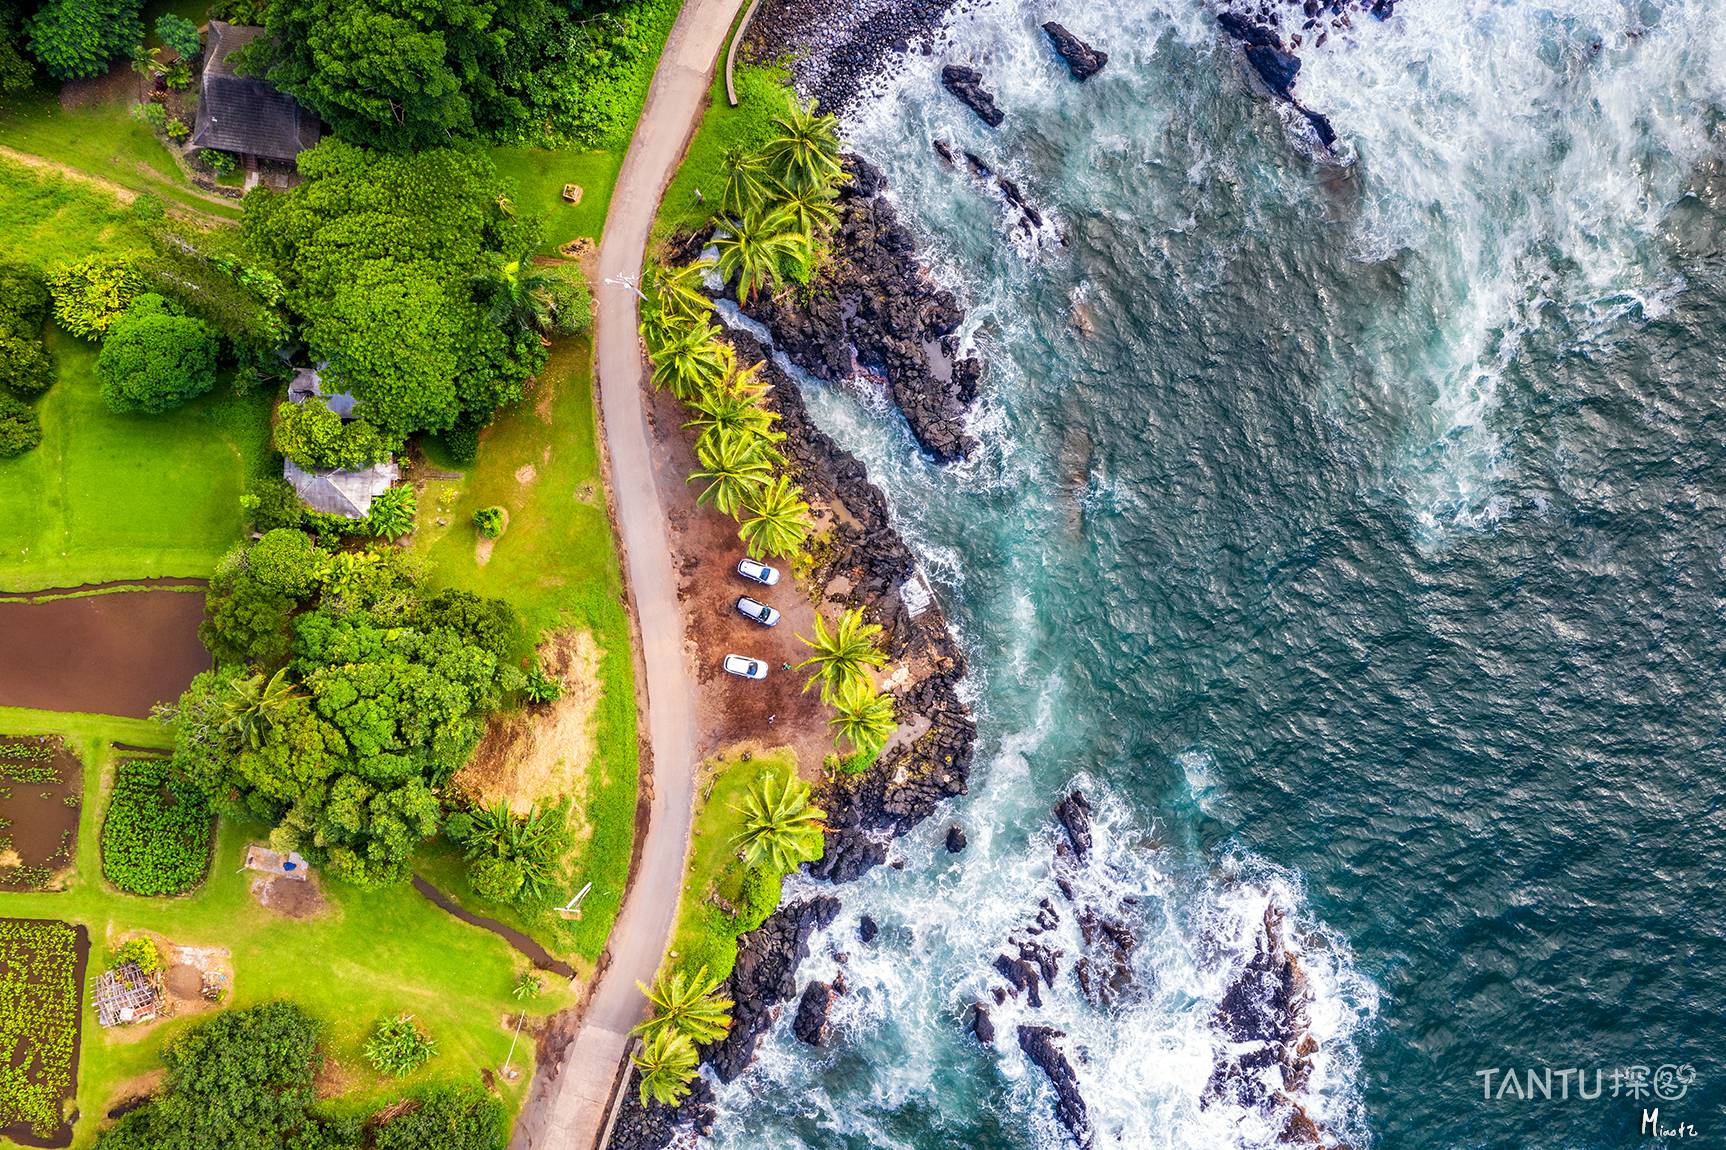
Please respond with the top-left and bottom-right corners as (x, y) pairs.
(0, 916), (81, 1140)
(364, 1013), (439, 1077)
(796, 606), (888, 700)
(99, 756), (213, 895)
(732, 770), (826, 873)
(630, 1026), (699, 1108)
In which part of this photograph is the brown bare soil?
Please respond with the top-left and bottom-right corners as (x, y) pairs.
(251, 874), (326, 918)
(645, 385), (833, 775)
(454, 630), (602, 817)
(0, 736), (82, 891)
(100, 934), (232, 1044)
(0, 588), (210, 719)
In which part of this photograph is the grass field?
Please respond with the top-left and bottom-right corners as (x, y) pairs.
(412, 339), (639, 961)
(0, 329), (273, 592)
(492, 147), (622, 250)
(665, 745), (802, 983)
(0, 707), (572, 1150)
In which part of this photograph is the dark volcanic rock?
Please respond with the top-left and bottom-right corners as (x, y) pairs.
(858, 914), (878, 943)
(1042, 22), (1108, 80)
(1017, 1026), (1094, 1148)
(740, 156), (981, 462)
(805, 828), (889, 883)
(1217, 10), (1282, 48)
(946, 823), (968, 852)
(793, 979), (838, 1046)
(1215, 11), (1339, 152)
(940, 64), (1005, 127)
(705, 896), (840, 1082)
(1054, 790), (1094, 859)
(1244, 43), (1301, 98)
(606, 1072), (716, 1150)
(970, 1003), (995, 1045)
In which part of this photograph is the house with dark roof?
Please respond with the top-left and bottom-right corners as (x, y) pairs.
(282, 363), (395, 518)
(191, 22), (319, 166)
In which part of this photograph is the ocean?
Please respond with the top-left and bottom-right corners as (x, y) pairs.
(708, 0), (1726, 1145)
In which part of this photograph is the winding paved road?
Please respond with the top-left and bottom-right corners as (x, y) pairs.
(512, 1), (744, 1147)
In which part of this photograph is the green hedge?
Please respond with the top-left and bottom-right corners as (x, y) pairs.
(99, 759), (213, 896)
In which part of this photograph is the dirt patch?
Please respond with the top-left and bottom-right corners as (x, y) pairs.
(455, 630), (603, 818)
(57, 69), (143, 111)
(514, 462), (539, 485)
(0, 588), (209, 719)
(474, 509), (509, 567)
(252, 874), (326, 918)
(0, 736), (82, 891)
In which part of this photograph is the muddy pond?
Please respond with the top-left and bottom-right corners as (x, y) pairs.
(0, 584), (209, 719)
(0, 737), (81, 891)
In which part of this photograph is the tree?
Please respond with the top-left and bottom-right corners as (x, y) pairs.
(365, 485), (417, 539)
(731, 771), (826, 873)
(648, 319), (730, 403)
(689, 428), (774, 519)
(95, 294), (219, 415)
(795, 607), (887, 700)
(274, 397), (393, 471)
(778, 181), (840, 237)
(49, 256), (141, 339)
(714, 208), (811, 304)
(363, 1014), (438, 1077)
(0, 333), (54, 396)
(153, 12), (199, 60)
(632, 965), (733, 1045)
(631, 1028), (698, 1109)
(737, 476), (812, 560)
(25, 0), (142, 81)
(829, 678), (896, 759)
(219, 667), (302, 750)
(762, 97), (844, 192)
(649, 259), (715, 322)
(718, 147), (773, 221)
(0, 2), (35, 94)
(460, 801), (567, 905)
(371, 1083), (505, 1150)
(0, 392), (40, 457)
(683, 370), (778, 449)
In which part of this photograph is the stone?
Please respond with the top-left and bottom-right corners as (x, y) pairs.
(858, 914), (879, 943)
(940, 64), (1005, 127)
(1017, 1026), (1094, 1148)
(793, 980), (837, 1046)
(970, 1003), (995, 1045)
(1041, 22), (1108, 81)
(945, 823), (967, 852)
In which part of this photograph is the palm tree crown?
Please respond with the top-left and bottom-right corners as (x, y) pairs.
(795, 606), (887, 700)
(829, 677), (896, 759)
(633, 965), (734, 1045)
(732, 771), (827, 873)
(762, 97), (844, 191)
(719, 147), (775, 220)
(632, 1028), (699, 1108)
(689, 428), (775, 518)
(651, 259), (716, 322)
(738, 475), (812, 560)
(649, 320), (732, 402)
(220, 667), (299, 749)
(714, 208), (811, 304)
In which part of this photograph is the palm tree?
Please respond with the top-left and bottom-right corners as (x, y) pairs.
(762, 97), (844, 191)
(714, 208), (812, 304)
(795, 607), (887, 700)
(732, 772), (827, 872)
(777, 180), (840, 238)
(719, 147), (775, 220)
(649, 320), (731, 402)
(689, 428), (774, 518)
(651, 259), (716, 321)
(684, 370), (780, 448)
(829, 678), (896, 759)
(472, 252), (557, 340)
(219, 667), (299, 749)
(738, 475), (812, 559)
(633, 965), (733, 1044)
(632, 1028), (699, 1108)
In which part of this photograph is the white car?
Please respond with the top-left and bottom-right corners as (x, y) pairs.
(723, 654), (768, 679)
(736, 596), (780, 627)
(737, 558), (781, 586)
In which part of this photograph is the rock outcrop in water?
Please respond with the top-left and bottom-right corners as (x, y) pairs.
(740, 156), (982, 462)
(705, 896), (840, 1081)
(1017, 1026), (1094, 1149)
(1216, 11), (1338, 150)
(940, 64), (1006, 127)
(1042, 22), (1108, 80)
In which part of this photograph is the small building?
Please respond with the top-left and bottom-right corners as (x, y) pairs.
(286, 364), (359, 420)
(284, 457), (399, 518)
(191, 22), (320, 166)
(95, 962), (162, 1027)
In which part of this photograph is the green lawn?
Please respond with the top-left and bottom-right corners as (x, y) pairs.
(0, 87), (241, 221)
(0, 328), (273, 592)
(654, 61), (792, 245)
(0, 708), (572, 1150)
(411, 338), (638, 961)
(491, 147), (622, 250)
(665, 745), (801, 983)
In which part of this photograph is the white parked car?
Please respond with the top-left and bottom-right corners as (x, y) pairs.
(736, 557), (781, 586)
(723, 654), (768, 679)
(736, 596), (780, 627)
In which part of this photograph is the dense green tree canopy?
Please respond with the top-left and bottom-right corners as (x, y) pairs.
(273, 396), (393, 471)
(25, 0), (141, 80)
(243, 141), (543, 437)
(95, 294), (220, 414)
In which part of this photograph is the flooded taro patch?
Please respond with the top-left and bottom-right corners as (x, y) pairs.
(0, 917), (89, 1148)
(0, 737), (81, 892)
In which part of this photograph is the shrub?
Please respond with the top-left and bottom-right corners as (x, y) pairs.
(100, 758), (213, 896)
(110, 936), (162, 975)
(363, 1014), (437, 1077)
(0, 334), (53, 396)
(197, 147), (238, 176)
(243, 475), (304, 531)
(435, 422), (481, 467)
(96, 294), (219, 414)
(129, 100), (168, 133)
(472, 505), (504, 539)
(25, 0), (143, 80)
(371, 1083), (505, 1150)
(522, 665), (561, 704)
(153, 13), (200, 60)
(0, 393), (41, 457)
(0, 262), (49, 336)
(467, 854), (524, 903)
(165, 117), (189, 141)
(248, 527), (321, 596)
(542, 265), (592, 336)
(50, 256), (141, 339)
(274, 397), (391, 470)
(366, 484), (417, 539)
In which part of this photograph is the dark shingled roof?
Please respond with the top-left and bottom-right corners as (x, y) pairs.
(191, 22), (319, 162)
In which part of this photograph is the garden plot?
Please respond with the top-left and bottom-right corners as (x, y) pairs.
(0, 737), (81, 892)
(99, 757), (213, 896)
(0, 917), (89, 1147)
